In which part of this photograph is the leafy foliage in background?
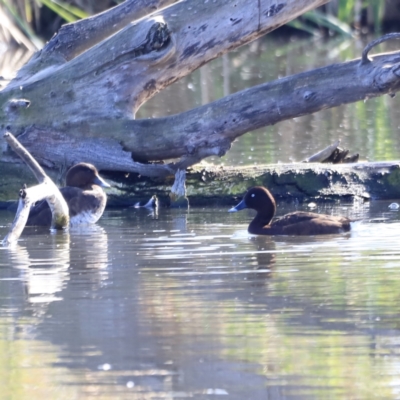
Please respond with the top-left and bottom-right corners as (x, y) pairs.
(0, 0), (392, 50)
(0, 0), (90, 49)
(292, 0), (386, 37)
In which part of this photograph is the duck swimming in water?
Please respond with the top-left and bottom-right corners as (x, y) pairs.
(229, 186), (351, 235)
(27, 162), (110, 226)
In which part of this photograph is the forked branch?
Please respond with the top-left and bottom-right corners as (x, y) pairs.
(2, 132), (69, 247)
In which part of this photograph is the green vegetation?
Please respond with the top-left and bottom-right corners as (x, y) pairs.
(0, 0), (90, 49)
(0, 0), (396, 50)
(291, 0), (387, 36)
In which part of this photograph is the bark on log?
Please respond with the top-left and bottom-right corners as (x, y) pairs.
(36, 0), (178, 62)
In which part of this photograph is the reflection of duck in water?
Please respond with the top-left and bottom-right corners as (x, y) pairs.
(229, 186), (351, 235)
(251, 236), (276, 271)
(133, 195), (158, 209)
(27, 163), (110, 226)
(132, 195), (159, 219)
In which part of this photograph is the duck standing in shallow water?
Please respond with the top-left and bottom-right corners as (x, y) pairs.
(229, 186), (351, 235)
(27, 163), (110, 226)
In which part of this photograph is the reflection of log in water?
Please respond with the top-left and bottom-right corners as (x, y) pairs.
(8, 233), (70, 308)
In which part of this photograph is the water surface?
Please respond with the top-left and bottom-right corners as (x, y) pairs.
(1, 200), (400, 399)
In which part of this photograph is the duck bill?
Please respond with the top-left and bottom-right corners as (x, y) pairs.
(228, 199), (247, 212)
(93, 175), (111, 188)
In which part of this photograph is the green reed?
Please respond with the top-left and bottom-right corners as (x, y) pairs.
(0, 0), (392, 49)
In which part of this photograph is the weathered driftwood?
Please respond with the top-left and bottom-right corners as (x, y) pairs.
(303, 140), (359, 163)
(6, 31), (400, 175)
(2, 1), (400, 205)
(1, 158), (400, 210)
(2, 132), (69, 247)
(3, 29), (400, 176)
(1, 0), (329, 179)
(99, 161), (400, 207)
(169, 169), (188, 207)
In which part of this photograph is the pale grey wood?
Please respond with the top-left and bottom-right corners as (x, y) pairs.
(0, 0), (329, 180)
(304, 140), (341, 163)
(2, 133), (69, 246)
(2, 197), (32, 246)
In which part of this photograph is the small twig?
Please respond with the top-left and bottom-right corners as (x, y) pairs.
(361, 33), (400, 65)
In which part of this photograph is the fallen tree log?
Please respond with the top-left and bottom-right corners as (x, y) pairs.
(2, 0), (329, 178)
(2, 0), (400, 205)
(1, 159), (399, 209)
(7, 32), (400, 174)
(96, 160), (400, 207)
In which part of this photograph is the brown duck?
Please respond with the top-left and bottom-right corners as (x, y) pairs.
(27, 163), (110, 226)
(229, 186), (351, 235)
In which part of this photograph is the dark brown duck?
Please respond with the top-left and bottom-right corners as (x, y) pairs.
(27, 163), (110, 227)
(229, 186), (351, 235)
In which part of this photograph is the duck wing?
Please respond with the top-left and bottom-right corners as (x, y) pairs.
(271, 212), (322, 227)
(271, 212), (351, 235)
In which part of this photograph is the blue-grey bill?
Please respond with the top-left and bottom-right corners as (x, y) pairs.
(94, 175), (111, 188)
(228, 199), (247, 212)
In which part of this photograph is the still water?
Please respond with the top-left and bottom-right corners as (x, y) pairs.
(3, 34), (400, 399)
(1, 202), (400, 399)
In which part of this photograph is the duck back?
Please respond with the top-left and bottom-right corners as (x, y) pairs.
(270, 212), (351, 235)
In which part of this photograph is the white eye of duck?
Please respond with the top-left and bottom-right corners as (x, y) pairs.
(251, 193), (255, 197)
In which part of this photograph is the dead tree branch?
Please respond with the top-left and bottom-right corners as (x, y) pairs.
(1, 0), (329, 177)
(2, 132), (69, 247)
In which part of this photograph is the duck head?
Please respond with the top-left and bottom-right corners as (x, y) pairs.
(229, 186), (276, 225)
(66, 163), (110, 189)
